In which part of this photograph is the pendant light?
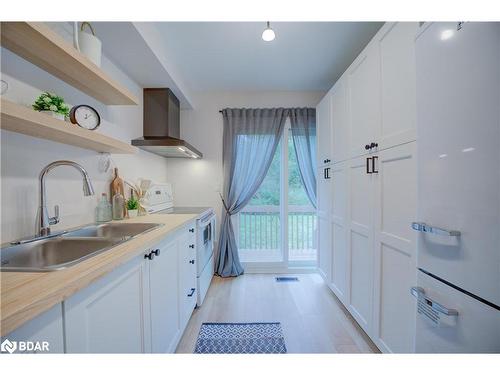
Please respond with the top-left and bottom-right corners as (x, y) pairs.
(262, 21), (275, 42)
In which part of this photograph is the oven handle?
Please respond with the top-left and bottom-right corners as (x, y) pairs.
(199, 212), (216, 226)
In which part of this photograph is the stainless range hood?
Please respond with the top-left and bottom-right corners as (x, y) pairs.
(131, 88), (202, 159)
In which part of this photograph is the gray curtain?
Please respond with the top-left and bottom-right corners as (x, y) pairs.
(216, 108), (289, 277)
(289, 108), (317, 208)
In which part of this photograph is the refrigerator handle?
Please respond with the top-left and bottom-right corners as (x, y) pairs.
(411, 222), (461, 237)
(411, 287), (459, 317)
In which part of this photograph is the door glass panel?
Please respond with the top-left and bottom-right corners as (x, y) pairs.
(287, 133), (317, 264)
(238, 141), (282, 262)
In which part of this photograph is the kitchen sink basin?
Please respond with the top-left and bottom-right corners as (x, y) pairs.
(63, 222), (161, 240)
(1, 222), (162, 272)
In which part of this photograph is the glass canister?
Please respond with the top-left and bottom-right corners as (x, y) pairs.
(112, 192), (125, 220)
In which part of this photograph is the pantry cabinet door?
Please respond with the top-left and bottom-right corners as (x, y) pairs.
(316, 91), (332, 167)
(348, 42), (381, 158)
(347, 155), (375, 334)
(149, 236), (181, 353)
(378, 22), (419, 149)
(64, 254), (150, 353)
(331, 76), (350, 164)
(330, 161), (349, 301)
(318, 214), (332, 283)
(372, 142), (417, 353)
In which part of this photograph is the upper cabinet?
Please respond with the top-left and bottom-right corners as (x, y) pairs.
(377, 22), (419, 149)
(316, 90), (333, 167)
(348, 42), (382, 158)
(331, 76), (350, 164)
(0, 22), (139, 105)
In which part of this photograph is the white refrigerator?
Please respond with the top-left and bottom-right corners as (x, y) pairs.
(413, 22), (500, 353)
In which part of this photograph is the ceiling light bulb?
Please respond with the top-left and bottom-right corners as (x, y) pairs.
(262, 22), (275, 42)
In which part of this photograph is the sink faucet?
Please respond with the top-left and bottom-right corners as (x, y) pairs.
(36, 160), (95, 236)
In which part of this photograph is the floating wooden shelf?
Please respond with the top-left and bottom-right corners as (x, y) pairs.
(0, 22), (139, 105)
(0, 99), (137, 154)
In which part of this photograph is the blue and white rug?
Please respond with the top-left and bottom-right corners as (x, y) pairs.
(194, 322), (287, 354)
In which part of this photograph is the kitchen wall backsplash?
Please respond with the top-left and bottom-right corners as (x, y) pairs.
(0, 24), (169, 243)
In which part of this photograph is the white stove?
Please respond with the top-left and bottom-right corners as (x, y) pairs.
(143, 182), (215, 306)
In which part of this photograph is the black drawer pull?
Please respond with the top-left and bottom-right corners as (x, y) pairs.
(189, 228), (195, 233)
(187, 288), (196, 297)
(366, 157), (372, 174)
(189, 259), (195, 264)
(151, 249), (160, 257)
(189, 244), (195, 249)
(144, 252), (155, 260)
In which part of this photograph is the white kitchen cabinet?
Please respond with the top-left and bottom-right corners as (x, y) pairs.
(331, 77), (350, 164)
(378, 22), (419, 149)
(316, 91), (332, 167)
(317, 214), (332, 282)
(347, 155), (375, 334)
(178, 230), (197, 330)
(3, 303), (64, 354)
(330, 160), (349, 301)
(64, 253), (151, 353)
(372, 142), (417, 353)
(348, 41), (381, 158)
(149, 236), (181, 353)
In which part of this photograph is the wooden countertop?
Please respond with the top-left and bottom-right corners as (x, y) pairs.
(0, 213), (199, 336)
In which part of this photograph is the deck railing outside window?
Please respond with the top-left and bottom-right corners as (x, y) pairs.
(236, 205), (317, 263)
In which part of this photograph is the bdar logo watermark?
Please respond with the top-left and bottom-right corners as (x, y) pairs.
(1, 339), (17, 354)
(1, 338), (50, 353)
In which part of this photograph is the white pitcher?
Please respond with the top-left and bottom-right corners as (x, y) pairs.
(73, 22), (102, 67)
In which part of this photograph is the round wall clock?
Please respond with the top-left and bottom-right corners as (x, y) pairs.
(69, 104), (101, 130)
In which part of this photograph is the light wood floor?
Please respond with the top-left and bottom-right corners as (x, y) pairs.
(176, 273), (379, 353)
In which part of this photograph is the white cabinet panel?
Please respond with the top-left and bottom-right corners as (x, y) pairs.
(378, 22), (418, 149)
(350, 231), (372, 329)
(316, 91), (332, 166)
(348, 42), (381, 157)
(373, 142), (417, 353)
(4, 304), (64, 353)
(318, 215), (332, 282)
(64, 254), (150, 353)
(178, 231), (197, 329)
(149, 236), (181, 353)
(331, 77), (349, 164)
(348, 156), (374, 333)
(330, 161), (349, 300)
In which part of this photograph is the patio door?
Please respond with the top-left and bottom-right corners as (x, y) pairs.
(236, 122), (317, 268)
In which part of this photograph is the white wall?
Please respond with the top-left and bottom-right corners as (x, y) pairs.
(168, 91), (324, 226)
(0, 26), (169, 243)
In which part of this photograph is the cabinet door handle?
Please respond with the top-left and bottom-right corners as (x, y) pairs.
(189, 228), (195, 233)
(324, 167), (331, 179)
(189, 259), (195, 264)
(366, 157), (372, 174)
(371, 156), (378, 173)
(370, 142), (378, 149)
(365, 144), (371, 150)
(144, 252), (155, 260)
(187, 288), (196, 297)
(189, 244), (195, 249)
(151, 249), (160, 257)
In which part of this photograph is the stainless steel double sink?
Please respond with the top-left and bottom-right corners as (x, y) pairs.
(0, 222), (162, 272)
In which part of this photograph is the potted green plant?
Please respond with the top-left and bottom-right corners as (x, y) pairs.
(32, 92), (70, 121)
(126, 197), (139, 218)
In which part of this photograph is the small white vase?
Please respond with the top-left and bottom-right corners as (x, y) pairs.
(40, 110), (65, 121)
(128, 209), (138, 218)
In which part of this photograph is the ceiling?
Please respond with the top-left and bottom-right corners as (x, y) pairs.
(152, 22), (383, 91)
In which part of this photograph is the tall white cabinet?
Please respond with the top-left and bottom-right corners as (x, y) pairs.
(316, 22), (420, 353)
